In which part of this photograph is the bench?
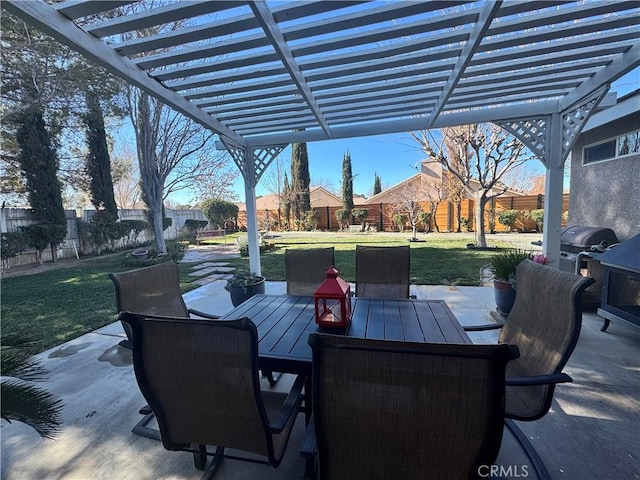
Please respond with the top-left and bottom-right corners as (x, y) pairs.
(196, 229), (225, 244)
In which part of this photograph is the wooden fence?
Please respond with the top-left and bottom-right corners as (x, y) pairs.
(237, 193), (570, 233)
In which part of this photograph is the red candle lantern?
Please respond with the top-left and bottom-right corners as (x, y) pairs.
(314, 266), (352, 328)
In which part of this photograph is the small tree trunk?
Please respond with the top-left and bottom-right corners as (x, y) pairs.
(474, 192), (488, 248)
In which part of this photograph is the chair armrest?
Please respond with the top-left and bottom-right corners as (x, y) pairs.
(187, 308), (220, 319)
(506, 372), (572, 386)
(300, 417), (317, 460)
(269, 374), (306, 434)
(463, 321), (505, 332)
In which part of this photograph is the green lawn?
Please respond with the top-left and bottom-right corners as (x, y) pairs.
(1, 232), (508, 355)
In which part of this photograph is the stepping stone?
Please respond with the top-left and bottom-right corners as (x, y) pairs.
(190, 261), (229, 270)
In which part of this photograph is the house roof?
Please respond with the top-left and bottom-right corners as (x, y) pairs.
(5, 1), (638, 150)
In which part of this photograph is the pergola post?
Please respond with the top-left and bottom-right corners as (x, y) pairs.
(222, 140), (287, 276)
(543, 112), (565, 268)
(242, 148), (262, 275)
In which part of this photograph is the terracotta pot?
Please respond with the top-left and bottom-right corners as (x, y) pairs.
(493, 279), (516, 316)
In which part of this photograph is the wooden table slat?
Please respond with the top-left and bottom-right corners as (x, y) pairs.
(220, 295), (470, 373)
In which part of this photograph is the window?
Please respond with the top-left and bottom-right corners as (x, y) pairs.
(583, 130), (640, 165)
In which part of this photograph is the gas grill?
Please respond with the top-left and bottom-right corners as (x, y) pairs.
(559, 226), (619, 308)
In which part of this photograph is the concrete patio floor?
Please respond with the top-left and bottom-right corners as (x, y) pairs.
(2, 278), (639, 479)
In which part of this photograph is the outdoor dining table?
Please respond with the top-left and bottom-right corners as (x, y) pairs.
(219, 294), (471, 378)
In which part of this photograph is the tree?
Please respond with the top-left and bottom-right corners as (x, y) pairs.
(373, 171), (382, 195)
(15, 106), (67, 261)
(201, 199), (239, 230)
(290, 141), (310, 221)
(282, 173), (291, 230)
(111, 145), (142, 209)
(412, 124), (535, 247)
(390, 178), (430, 240)
(260, 155), (289, 227)
(341, 151), (354, 223)
(129, 89), (218, 253)
(1, 12), (124, 206)
(84, 91), (118, 218)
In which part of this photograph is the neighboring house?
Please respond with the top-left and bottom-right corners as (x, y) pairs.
(363, 161), (526, 206)
(568, 89), (640, 242)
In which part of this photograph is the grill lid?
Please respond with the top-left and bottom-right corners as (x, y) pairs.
(560, 226), (619, 249)
(598, 234), (640, 274)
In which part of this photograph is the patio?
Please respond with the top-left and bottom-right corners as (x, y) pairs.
(1, 276), (638, 479)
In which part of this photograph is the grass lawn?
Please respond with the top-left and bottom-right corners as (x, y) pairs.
(1, 232), (509, 355)
(212, 231), (507, 285)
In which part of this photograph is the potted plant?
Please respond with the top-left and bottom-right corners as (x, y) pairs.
(225, 270), (266, 307)
(489, 249), (533, 316)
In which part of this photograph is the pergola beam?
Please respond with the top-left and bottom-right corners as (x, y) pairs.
(427, 1), (502, 127)
(249, 1), (330, 137)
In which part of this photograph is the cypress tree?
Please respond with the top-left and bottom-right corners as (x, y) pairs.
(84, 92), (118, 218)
(16, 106), (67, 261)
(373, 171), (382, 195)
(342, 151), (354, 213)
(290, 141), (310, 220)
(16, 107), (66, 228)
(282, 172), (291, 229)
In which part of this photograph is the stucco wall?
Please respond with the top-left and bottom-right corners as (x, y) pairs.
(569, 111), (640, 242)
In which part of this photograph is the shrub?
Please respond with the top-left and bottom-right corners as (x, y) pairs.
(201, 199), (239, 229)
(417, 211), (431, 232)
(392, 213), (408, 231)
(497, 210), (519, 231)
(304, 210), (320, 231)
(335, 209), (350, 230)
(184, 219), (208, 232)
(351, 208), (368, 231)
(120, 219), (149, 244)
(531, 209), (544, 232)
(20, 224), (67, 263)
(460, 217), (470, 232)
(1, 231), (29, 267)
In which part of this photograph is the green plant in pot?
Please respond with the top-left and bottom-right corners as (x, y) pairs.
(490, 249), (533, 316)
(225, 270), (266, 307)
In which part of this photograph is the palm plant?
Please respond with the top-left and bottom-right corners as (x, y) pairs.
(1, 333), (63, 439)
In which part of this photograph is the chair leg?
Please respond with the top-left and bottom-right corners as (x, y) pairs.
(505, 419), (551, 480)
(200, 447), (225, 480)
(262, 370), (281, 387)
(131, 411), (161, 441)
(193, 444), (207, 470)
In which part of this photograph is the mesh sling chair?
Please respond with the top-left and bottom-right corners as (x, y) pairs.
(119, 312), (307, 480)
(109, 261), (222, 439)
(306, 333), (519, 480)
(465, 259), (595, 479)
(355, 245), (413, 298)
(285, 247), (335, 296)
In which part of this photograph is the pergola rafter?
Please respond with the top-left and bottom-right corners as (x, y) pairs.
(3, 0), (639, 274)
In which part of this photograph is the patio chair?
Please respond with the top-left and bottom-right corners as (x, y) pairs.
(109, 261), (219, 348)
(304, 333), (519, 480)
(119, 312), (307, 480)
(109, 261), (222, 439)
(355, 245), (413, 298)
(285, 247), (335, 296)
(465, 259), (595, 479)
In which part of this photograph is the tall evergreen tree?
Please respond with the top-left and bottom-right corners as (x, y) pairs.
(16, 108), (66, 226)
(290, 141), (310, 221)
(282, 172), (291, 229)
(341, 151), (354, 213)
(373, 171), (382, 195)
(84, 92), (118, 218)
(16, 106), (67, 260)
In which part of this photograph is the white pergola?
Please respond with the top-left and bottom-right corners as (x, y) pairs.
(4, 0), (639, 274)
